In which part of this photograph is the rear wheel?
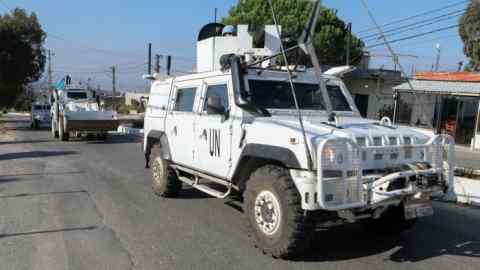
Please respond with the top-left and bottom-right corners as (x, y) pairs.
(97, 133), (108, 140)
(244, 165), (314, 259)
(51, 118), (59, 138)
(59, 117), (69, 141)
(149, 143), (182, 197)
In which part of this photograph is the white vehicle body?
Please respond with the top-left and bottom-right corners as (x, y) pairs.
(51, 87), (119, 141)
(142, 16), (455, 258)
(30, 103), (51, 128)
(144, 68), (454, 212)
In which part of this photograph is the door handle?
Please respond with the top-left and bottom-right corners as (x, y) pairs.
(172, 126), (177, 135)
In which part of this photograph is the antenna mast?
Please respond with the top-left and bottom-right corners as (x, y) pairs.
(267, 0), (330, 170)
(360, 0), (416, 126)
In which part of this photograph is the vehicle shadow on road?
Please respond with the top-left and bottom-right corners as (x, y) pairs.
(296, 219), (480, 263)
(0, 150), (78, 161)
(0, 139), (52, 145)
(85, 135), (141, 145)
(0, 177), (20, 184)
(175, 187), (212, 199)
(0, 226), (98, 239)
(0, 171), (87, 179)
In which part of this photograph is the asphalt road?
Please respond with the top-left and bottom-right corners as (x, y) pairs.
(1, 114), (479, 270)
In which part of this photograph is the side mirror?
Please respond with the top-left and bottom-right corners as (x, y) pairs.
(206, 96), (226, 115)
(221, 54), (270, 117)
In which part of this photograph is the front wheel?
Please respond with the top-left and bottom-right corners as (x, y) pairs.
(51, 119), (59, 138)
(149, 143), (182, 197)
(244, 165), (314, 259)
(59, 117), (69, 141)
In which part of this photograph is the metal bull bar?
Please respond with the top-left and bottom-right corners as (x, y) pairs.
(316, 134), (455, 211)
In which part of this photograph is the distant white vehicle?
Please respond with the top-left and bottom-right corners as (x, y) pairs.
(142, 1), (456, 259)
(30, 103), (51, 129)
(50, 81), (119, 141)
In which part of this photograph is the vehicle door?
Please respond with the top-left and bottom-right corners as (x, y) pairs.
(165, 82), (200, 167)
(194, 77), (233, 179)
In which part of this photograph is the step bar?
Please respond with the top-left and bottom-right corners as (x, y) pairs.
(171, 165), (232, 199)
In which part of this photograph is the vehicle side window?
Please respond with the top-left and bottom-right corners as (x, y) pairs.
(174, 87), (197, 112)
(203, 84), (229, 114)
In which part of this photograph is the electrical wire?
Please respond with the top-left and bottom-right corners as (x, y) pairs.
(361, 8), (466, 41)
(356, 0), (469, 34)
(365, 18), (477, 49)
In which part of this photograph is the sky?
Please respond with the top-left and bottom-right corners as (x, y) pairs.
(0, 0), (470, 92)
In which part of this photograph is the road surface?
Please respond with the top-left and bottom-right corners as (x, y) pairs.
(1, 114), (479, 270)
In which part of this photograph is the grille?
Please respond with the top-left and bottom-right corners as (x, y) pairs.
(319, 139), (363, 208)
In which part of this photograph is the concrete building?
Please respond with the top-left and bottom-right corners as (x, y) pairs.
(344, 68), (404, 119)
(394, 72), (480, 150)
(125, 92), (149, 106)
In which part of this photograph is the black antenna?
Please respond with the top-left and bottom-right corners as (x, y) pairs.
(346, 22), (352, 66)
(298, 0), (335, 122)
(267, 0), (314, 170)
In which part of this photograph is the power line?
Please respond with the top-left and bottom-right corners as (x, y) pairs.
(52, 69), (109, 74)
(366, 22), (466, 49)
(361, 8), (466, 41)
(356, 0), (469, 34)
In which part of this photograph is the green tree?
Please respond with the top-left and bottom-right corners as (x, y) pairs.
(459, 0), (480, 71)
(222, 0), (364, 67)
(0, 8), (46, 108)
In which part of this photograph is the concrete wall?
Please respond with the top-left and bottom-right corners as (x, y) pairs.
(344, 78), (398, 120)
(125, 93), (148, 106)
(446, 177), (480, 207)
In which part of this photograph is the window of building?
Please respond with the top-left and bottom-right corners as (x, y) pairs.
(174, 87), (197, 112)
(203, 84), (229, 113)
(67, 92), (88, 100)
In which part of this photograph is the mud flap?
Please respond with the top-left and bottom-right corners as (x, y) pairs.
(404, 201), (434, 220)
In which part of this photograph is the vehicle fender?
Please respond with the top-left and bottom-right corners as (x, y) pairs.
(144, 130), (171, 167)
(239, 144), (301, 169)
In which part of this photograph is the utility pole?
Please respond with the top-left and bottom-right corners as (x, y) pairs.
(111, 66), (116, 110)
(346, 22), (352, 66)
(148, 43), (152, 75)
(155, 54), (161, 73)
(47, 49), (53, 92)
(434, 43), (441, 72)
(166, 56), (172, 76)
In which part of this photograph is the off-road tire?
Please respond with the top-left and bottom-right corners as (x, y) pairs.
(244, 165), (314, 259)
(149, 143), (181, 197)
(59, 117), (69, 141)
(51, 119), (59, 138)
(364, 202), (417, 234)
(32, 119), (39, 129)
(97, 133), (108, 141)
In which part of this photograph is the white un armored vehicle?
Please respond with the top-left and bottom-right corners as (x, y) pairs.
(30, 102), (51, 129)
(51, 76), (119, 141)
(143, 2), (455, 259)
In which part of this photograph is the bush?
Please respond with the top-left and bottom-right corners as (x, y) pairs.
(116, 104), (132, 114)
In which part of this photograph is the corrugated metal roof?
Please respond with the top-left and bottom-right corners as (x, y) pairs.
(415, 72), (480, 82)
(393, 80), (480, 96)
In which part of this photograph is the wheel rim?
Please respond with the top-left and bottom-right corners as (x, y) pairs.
(254, 190), (282, 236)
(152, 157), (164, 184)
